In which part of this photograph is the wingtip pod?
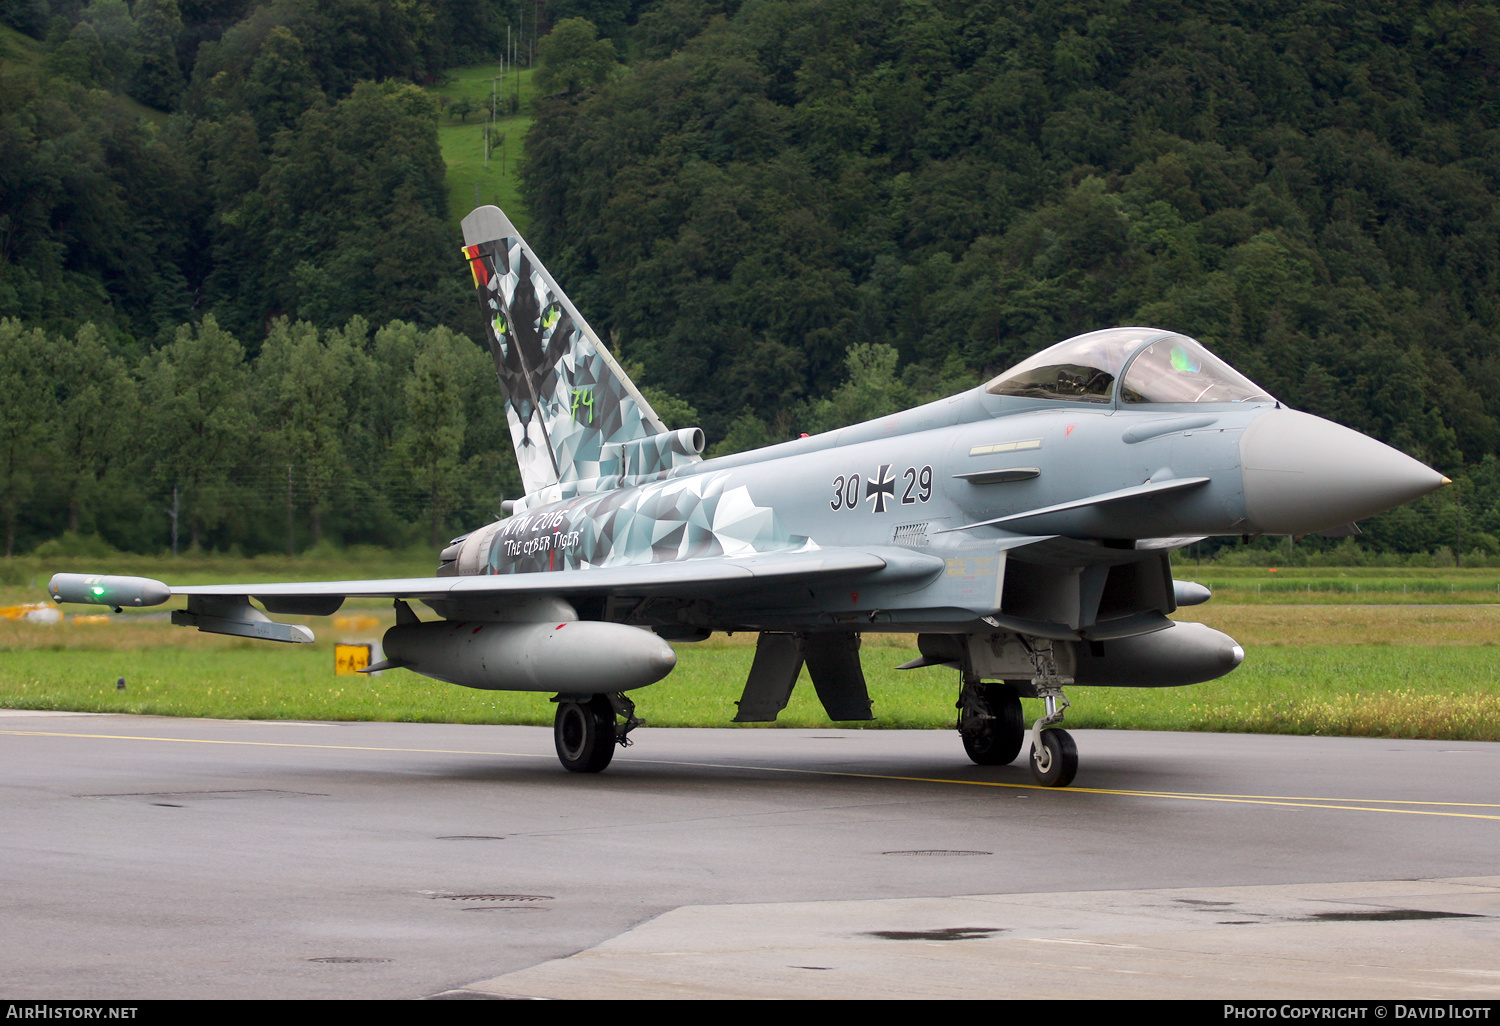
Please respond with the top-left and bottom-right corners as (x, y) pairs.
(49, 573), (171, 608)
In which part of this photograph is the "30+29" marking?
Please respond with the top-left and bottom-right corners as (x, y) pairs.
(831, 464), (933, 513)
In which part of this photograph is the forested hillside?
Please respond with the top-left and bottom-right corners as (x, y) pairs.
(0, 0), (532, 556)
(2, 0), (1498, 560)
(0, 0), (527, 346)
(522, 0), (1500, 558)
(527, 1), (1500, 462)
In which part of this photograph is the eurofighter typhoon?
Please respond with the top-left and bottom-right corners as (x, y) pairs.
(51, 206), (1448, 786)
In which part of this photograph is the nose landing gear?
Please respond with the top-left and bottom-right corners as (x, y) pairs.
(1023, 638), (1077, 787)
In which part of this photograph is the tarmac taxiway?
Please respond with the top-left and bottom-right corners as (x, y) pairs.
(2, 710), (1496, 999)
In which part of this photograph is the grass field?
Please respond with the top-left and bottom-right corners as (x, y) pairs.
(427, 63), (538, 234)
(4, 555), (1500, 741)
(0, 22), (41, 73)
(1174, 564), (1500, 604)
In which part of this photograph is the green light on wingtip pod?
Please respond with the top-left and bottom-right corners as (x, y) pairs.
(91, 586), (105, 596)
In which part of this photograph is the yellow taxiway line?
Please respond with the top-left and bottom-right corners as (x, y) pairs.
(5, 727), (1498, 821)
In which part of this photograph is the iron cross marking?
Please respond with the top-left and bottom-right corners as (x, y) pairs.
(866, 464), (896, 513)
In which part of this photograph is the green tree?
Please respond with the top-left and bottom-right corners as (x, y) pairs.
(245, 24), (324, 136)
(44, 18), (107, 87)
(256, 318), (368, 551)
(49, 323), (139, 538)
(0, 319), (58, 556)
(141, 316), (255, 552)
(707, 411), (774, 458)
(0, 72), (202, 340)
(802, 343), (911, 434)
(130, 0), (184, 109)
(391, 328), (484, 547)
(78, 0), (137, 90)
(215, 79), (453, 335)
(535, 17), (620, 95)
(633, 0), (729, 61)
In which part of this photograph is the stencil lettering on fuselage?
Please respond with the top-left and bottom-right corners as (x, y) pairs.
(488, 472), (815, 574)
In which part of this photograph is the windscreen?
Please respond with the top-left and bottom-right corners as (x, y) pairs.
(1120, 336), (1272, 404)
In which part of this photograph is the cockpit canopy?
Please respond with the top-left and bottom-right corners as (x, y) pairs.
(985, 328), (1272, 405)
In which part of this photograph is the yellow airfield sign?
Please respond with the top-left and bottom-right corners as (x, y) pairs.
(334, 643), (372, 676)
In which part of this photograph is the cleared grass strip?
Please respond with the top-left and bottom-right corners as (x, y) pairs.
(3, 633), (1499, 740)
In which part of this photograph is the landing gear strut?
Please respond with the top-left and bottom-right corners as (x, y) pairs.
(552, 693), (644, 773)
(1021, 638), (1078, 788)
(957, 679), (1025, 765)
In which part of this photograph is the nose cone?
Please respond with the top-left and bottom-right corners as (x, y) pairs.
(1241, 409), (1447, 534)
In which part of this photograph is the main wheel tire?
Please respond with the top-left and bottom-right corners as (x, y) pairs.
(554, 695), (617, 773)
(1028, 728), (1078, 787)
(960, 682), (1026, 766)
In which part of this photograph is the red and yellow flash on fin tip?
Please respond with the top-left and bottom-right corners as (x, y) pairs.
(463, 244), (489, 289)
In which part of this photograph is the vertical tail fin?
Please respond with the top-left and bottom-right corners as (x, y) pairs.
(461, 206), (696, 505)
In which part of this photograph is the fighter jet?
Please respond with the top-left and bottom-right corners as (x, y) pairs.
(50, 206), (1448, 786)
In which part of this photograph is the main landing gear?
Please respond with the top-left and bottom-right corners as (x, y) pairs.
(957, 638), (1079, 788)
(957, 680), (1025, 766)
(552, 692), (644, 773)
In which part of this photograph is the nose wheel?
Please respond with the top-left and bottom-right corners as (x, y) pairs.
(1029, 728), (1078, 787)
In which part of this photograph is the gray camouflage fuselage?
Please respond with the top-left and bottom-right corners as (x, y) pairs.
(446, 380), (1422, 642)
